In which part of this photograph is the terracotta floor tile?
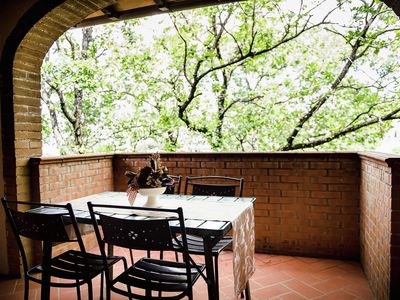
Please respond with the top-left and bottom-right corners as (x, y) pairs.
(254, 271), (293, 286)
(279, 292), (308, 300)
(2, 290), (34, 300)
(263, 255), (297, 266)
(295, 256), (324, 264)
(343, 283), (374, 300)
(0, 252), (373, 300)
(287, 272), (324, 286)
(307, 259), (345, 272)
(314, 266), (353, 280)
(0, 278), (17, 296)
(315, 289), (360, 300)
(251, 283), (292, 299)
(283, 279), (324, 298)
(312, 277), (353, 293)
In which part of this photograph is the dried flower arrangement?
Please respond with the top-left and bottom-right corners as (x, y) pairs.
(125, 153), (173, 202)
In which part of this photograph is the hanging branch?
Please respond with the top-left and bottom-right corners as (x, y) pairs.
(282, 2), (384, 150)
(173, 0), (337, 136)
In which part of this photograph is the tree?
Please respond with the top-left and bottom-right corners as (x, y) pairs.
(41, 22), (158, 154)
(161, 0), (400, 151)
(41, 0), (400, 154)
(281, 1), (400, 150)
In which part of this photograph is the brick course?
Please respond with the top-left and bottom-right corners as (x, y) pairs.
(31, 154), (114, 203)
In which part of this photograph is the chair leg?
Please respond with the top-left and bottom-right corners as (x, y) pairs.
(87, 280), (93, 300)
(76, 282), (81, 300)
(129, 249), (134, 264)
(106, 283), (111, 300)
(100, 272), (104, 300)
(245, 281), (251, 300)
(23, 276), (29, 300)
(214, 254), (220, 298)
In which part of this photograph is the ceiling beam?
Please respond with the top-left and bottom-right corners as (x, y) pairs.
(153, 0), (170, 12)
(101, 6), (121, 21)
(75, 0), (241, 28)
(382, 0), (400, 18)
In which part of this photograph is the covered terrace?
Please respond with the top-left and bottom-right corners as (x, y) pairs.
(1, 1), (400, 299)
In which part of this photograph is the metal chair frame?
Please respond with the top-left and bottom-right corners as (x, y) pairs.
(184, 176), (244, 197)
(1, 197), (122, 300)
(164, 175), (182, 195)
(182, 175), (247, 298)
(88, 202), (206, 300)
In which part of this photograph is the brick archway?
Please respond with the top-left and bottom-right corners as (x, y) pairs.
(2, 0), (116, 276)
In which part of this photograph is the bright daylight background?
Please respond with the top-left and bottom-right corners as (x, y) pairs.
(41, 0), (400, 155)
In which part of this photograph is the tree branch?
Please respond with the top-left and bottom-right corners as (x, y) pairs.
(285, 107), (400, 150)
(282, 3), (384, 150)
(44, 79), (76, 124)
(170, 14), (191, 85)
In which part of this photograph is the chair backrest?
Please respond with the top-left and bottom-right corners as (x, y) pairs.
(1, 198), (87, 274)
(100, 215), (175, 250)
(164, 175), (182, 195)
(184, 176), (244, 197)
(88, 202), (190, 254)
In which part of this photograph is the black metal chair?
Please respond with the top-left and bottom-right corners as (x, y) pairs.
(184, 176), (244, 197)
(87, 202), (206, 300)
(164, 175), (182, 195)
(1, 197), (123, 300)
(182, 176), (246, 297)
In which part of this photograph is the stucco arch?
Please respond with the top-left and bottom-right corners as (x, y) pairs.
(2, 0), (116, 276)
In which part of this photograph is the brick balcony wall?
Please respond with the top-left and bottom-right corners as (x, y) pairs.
(114, 152), (361, 259)
(31, 151), (361, 258)
(30, 154), (114, 203)
(359, 153), (400, 300)
(30, 151), (400, 299)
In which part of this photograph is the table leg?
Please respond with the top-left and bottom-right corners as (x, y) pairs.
(203, 236), (218, 300)
(41, 241), (52, 300)
(245, 281), (251, 300)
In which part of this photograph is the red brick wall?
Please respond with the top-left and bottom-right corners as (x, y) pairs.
(30, 151), (400, 299)
(360, 153), (400, 299)
(30, 154), (114, 203)
(114, 152), (360, 259)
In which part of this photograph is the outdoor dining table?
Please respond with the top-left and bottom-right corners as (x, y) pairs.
(33, 191), (256, 300)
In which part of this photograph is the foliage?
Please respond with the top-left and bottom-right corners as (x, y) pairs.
(41, 0), (400, 154)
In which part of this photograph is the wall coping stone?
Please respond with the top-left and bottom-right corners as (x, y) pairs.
(358, 151), (400, 167)
(30, 151), (400, 167)
(30, 153), (114, 165)
(114, 151), (359, 157)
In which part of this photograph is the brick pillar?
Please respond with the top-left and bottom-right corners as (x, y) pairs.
(360, 152), (400, 299)
(2, 0), (117, 277)
(389, 159), (400, 299)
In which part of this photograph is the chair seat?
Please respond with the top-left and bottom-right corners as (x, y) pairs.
(175, 234), (232, 255)
(112, 257), (205, 296)
(27, 250), (121, 287)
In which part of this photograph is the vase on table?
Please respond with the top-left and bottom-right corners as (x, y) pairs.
(138, 187), (166, 207)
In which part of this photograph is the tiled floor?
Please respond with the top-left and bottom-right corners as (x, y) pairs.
(0, 248), (373, 300)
